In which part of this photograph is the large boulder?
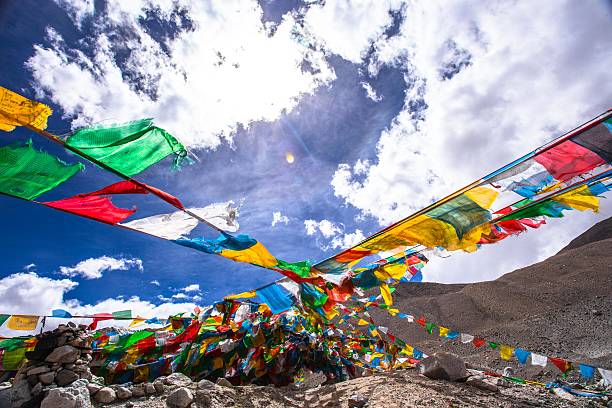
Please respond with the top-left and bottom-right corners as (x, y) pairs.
(94, 387), (117, 404)
(166, 387), (194, 408)
(164, 373), (192, 387)
(45, 345), (79, 364)
(418, 353), (467, 382)
(41, 389), (77, 408)
(56, 369), (79, 386)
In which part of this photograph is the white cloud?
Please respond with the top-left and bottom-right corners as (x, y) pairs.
(271, 211), (290, 227)
(304, 219), (364, 250)
(304, 219), (342, 238)
(150, 280), (160, 286)
(303, 0), (403, 63)
(0, 273), (78, 315)
(181, 284), (200, 293)
(361, 82), (382, 102)
(59, 256), (143, 280)
(28, 0), (336, 149)
(330, 0), (612, 281)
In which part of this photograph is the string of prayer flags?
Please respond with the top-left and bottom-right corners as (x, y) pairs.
(0, 141), (83, 200)
(65, 119), (188, 177)
(0, 86), (52, 131)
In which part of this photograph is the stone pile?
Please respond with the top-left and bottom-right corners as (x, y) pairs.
(9, 322), (94, 407)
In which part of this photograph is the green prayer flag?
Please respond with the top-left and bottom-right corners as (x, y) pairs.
(0, 314), (9, 327)
(112, 310), (132, 319)
(488, 341), (498, 349)
(65, 119), (188, 176)
(124, 331), (154, 349)
(425, 322), (435, 334)
(0, 141), (83, 200)
(276, 259), (312, 278)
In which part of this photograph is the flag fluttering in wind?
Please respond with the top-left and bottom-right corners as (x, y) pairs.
(65, 118), (188, 176)
(0, 86), (52, 131)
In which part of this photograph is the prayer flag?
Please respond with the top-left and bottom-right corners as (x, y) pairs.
(499, 345), (514, 361)
(6, 315), (39, 331)
(473, 338), (486, 348)
(0, 86), (52, 131)
(514, 348), (531, 364)
(380, 283), (392, 306)
(488, 341), (498, 349)
(256, 284), (295, 314)
(65, 119), (188, 176)
(0, 141), (83, 200)
(112, 310), (132, 319)
(530, 353), (547, 367)
(579, 364), (595, 380)
(598, 368), (612, 386)
(51, 309), (72, 318)
(460, 333), (474, 344)
(425, 322), (435, 335)
(44, 195), (135, 224)
(549, 357), (571, 373)
(439, 326), (450, 337)
(224, 290), (257, 300)
(0, 314), (9, 327)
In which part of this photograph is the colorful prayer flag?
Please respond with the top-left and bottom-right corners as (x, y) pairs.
(6, 315), (39, 331)
(0, 86), (52, 131)
(0, 141), (83, 200)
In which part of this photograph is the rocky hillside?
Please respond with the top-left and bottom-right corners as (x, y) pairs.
(370, 217), (612, 378)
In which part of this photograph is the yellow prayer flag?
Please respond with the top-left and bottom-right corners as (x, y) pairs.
(224, 290), (257, 300)
(374, 262), (407, 281)
(380, 283), (392, 306)
(213, 357), (224, 370)
(439, 326), (450, 337)
(553, 185), (599, 212)
(220, 242), (278, 268)
(6, 315), (39, 331)
(357, 319), (369, 326)
(0, 86), (52, 131)
(401, 344), (414, 356)
(499, 344), (514, 361)
(129, 318), (146, 328)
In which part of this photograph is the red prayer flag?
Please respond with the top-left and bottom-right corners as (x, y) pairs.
(44, 195), (136, 224)
(549, 357), (571, 373)
(85, 180), (184, 208)
(88, 313), (113, 330)
(535, 140), (605, 181)
(473, 338), (486, 348)
(416, 316), (426, 327)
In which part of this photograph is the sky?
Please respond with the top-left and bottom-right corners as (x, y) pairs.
(0, 0), (611, 321)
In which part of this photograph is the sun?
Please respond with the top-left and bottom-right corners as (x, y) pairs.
(285, 152), (295, 164)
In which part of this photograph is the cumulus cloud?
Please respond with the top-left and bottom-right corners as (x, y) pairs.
(271, 211), (290, 227)
(28, 0), (335, 149)
(181, 284), (200, 293)
(0, 272), (77, 315)
(59, 256), (143, 280)
(52, 0), (94, 28)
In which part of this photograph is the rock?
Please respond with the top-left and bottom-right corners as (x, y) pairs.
(31, 382), (43, 396)
(45, 345), (80, 364)
(87, 383), (102, 395)
(132, 384), (146, 397)
(197, 379), (215, 389)
(39, 371), (56, 385)
(418, 353), (467, 382)
(195, 389), (212, 407)
(41, 388), (77, 408)
(164, 372), (192, 387)
(153, 380), (165, 394)
(66, 379), (92, 408)
(116, 386), (132, 399)
(27, 365), (51, 376)
(166, 387), (194, 408)
(10, 379), (32, 407)
(56, 369), (80, 386)
(145, 382), (157, 394)
(0, 384), (10, 408)
(348, 393), (368, 407)
(94, 387), (117, 404)
(215, 378), (233, 387)
(466, 376), (499, 392)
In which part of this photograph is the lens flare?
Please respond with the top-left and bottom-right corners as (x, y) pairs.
(285, 152), (295, 164)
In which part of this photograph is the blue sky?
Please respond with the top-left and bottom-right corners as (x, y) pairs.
(0, 0), (611, 319)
